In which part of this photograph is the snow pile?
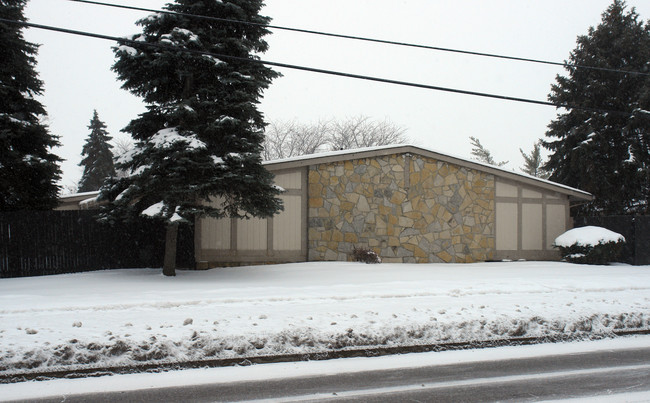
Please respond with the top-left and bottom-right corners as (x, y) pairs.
(0, 262), (648, 375)
(554, 226), (625, 247)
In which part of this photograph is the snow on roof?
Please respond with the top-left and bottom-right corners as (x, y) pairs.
(263, 144), (592, 199)
(59, 190), (101, 200)
(79, 196), (99, 206)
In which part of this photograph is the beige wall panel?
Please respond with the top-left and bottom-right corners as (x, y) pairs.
(496, 181), (518, 197)
(522, 188), (542, 199)
(237, 218), (267, 250)
(496, 202), (518, 250)
(522, 203), (543, 250)
(273, 195), (302, 251)
(201, 217), (230, 250)
(546, 204), (567, 250)
(273, 171), (302, 190)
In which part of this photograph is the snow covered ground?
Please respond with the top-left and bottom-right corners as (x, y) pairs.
(1, 261), (649, 376)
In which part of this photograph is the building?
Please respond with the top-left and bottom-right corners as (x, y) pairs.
(196, 145), (591, 267)
(56, 191), (104, 211)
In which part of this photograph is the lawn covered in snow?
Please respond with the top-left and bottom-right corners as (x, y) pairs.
(0, 261), (649, 375)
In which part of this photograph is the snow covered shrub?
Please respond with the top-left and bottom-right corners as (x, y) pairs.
(554, 226), (625, 265)
(352, 247), (381, 264)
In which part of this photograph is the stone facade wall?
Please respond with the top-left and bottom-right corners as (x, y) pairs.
(307, 153), (495, 263)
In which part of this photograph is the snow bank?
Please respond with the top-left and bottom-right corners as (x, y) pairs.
(554, 226), (625, 247)
(3, 336), (649, 401)
(0, 262), (648, 375)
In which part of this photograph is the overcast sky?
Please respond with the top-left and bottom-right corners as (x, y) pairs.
(23, 0), (650, 190)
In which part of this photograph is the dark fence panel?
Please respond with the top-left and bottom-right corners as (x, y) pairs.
(634, 216), (650, 265)
(574, 215), (650, 265)
(0, 211), (194, 278)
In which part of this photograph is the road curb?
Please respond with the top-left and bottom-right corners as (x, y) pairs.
(2, 329), (649, 384)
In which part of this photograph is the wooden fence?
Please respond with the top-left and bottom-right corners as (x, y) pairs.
(0, 210), (194, 278)
(574, 215), (650, 265)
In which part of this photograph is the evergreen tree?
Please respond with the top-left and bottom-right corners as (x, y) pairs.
(78, 110), (116, 192)
(544, 0), (650, 215)
(469, 136), (508, 167)
(0, 0), (61, 210)
(520, 141), (550, 179)
(100, 0), (282, 275)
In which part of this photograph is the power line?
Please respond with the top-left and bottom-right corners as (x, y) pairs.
(0, 17), (632, 116)
(67, 0), (650, 77)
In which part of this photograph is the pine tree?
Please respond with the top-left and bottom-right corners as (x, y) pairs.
(469, 136), (508, 167)
(78, 110), (116, 192)
(520, 141), (550, 179)
(100, 0), (283, 275)
(544, 0), (650, 215)
(0, 0), (61, 211)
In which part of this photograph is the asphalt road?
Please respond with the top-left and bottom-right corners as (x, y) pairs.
(13, 346), (650, 402)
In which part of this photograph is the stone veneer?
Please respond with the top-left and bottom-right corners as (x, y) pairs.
(307, 153), (495, 263)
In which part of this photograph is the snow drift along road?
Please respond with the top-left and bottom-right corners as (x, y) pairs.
(0, 261), (648, 375)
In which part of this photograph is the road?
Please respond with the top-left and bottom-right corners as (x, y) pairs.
(12, 346), (650, 402)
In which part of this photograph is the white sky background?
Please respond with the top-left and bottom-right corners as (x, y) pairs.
(22, 0), (650, 190)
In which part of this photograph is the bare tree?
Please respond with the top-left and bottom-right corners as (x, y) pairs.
(469, 136), (508, 167)
(60, 183), (79, 195)
(112, 136), (134, 157)
(328, 116), (408, 150)
(263, 116), (408, 160)
(111, 136), (135, 179)
(262, 120), (329, 160)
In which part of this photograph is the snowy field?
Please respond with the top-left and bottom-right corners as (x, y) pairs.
(1, 261), (649, 375)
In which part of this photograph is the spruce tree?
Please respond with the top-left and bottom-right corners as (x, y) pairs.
(469, 136), (508, 167)
(544, 0), (650, 215)
(78, 110), (116, 192)
(520, 141), (550, 179)
(100, 0), (283, 275)
(0, 0), (61, 210)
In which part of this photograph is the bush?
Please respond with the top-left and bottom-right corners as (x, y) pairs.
(351, 247), (381, 264)
(554, 226), (625, 265)
(556, 241), (625, 265)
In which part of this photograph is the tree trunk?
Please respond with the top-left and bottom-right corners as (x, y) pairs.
(163, 222), (178, 277)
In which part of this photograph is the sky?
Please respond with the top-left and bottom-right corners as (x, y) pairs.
(21, 0), (650, 191)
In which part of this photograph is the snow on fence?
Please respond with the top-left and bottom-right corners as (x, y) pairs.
(574, 215), (650, 265)
(0, 211), (194, 278)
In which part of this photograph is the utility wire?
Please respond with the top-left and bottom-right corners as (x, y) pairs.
(0, 18), (633, 116)
(67, 0), (650, 77)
